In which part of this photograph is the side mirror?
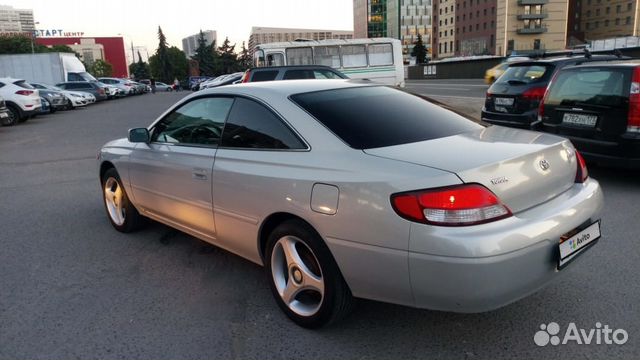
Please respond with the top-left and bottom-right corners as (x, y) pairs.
(128, 128), (150, 143)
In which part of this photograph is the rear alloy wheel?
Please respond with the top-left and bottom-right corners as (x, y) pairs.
(102, 168), (143, 232)
(7, 105), (23, 123)
(266, 220), (353, 328)
(2, 108), (17, 126)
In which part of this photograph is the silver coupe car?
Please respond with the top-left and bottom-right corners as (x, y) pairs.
(98, 80), (603, 328)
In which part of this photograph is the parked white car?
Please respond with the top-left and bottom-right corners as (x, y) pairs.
(0, 77), (41, 122)
(30, 83), (89, 109)
(98, 77), (137, 95)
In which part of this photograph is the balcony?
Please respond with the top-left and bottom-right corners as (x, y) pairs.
(517, 26), (548, 34)
(517, 11), (548, 20)
(517, 0), (548, 5)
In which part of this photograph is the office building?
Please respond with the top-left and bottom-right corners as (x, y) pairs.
(0, 5), (35, 34)
(248, 27), (353, 54)
(354, 0), (433, 61)
(454, 0), (498, 56)
(182, 30), (217, 58)
(495, 0), (570, 56)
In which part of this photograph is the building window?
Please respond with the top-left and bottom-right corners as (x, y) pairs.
(596, 9), (600, 16)
(605, 19), (609, 26)
(533, 39), (541, 50)
(606, 7), (610, 14)
(586, 10), (591, 17)
(616, 4), (621, 13)
(626, 16), (632, 24)
(616, 18), (620, 25)
(586, 22), (591, 30)
(595, 21), (599, 28)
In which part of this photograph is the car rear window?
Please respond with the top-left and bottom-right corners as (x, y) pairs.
(14, 80), (34, 89)
(291, 86), (482, 149)
(251, 70), (278, 82)
(499, 64), (552, 84)
(545, 67), (629, 107)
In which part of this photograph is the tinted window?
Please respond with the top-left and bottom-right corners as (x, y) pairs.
(499, 64), (551, 84)
(67, 73), (85, 82)
(152, 97), (233, 146)
(31, 83), (46, 89)
(313, 70), (345, 79)
(14, 81), (34, 89)
(251, 70), (278, 82)
(546, 68), (629, 107)
(291, 86), (482, 149)
(283, 70), (315, 80)
(221, 97), (305, 149)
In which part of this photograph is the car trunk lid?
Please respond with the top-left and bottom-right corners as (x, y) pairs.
(486, 63), (554, 115)
(541, 66), (632, 140)
(364, 126), (577, 213)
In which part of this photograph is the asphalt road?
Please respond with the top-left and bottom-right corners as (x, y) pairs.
(406, 79), (487, 119)
(1, 90), (639, 360)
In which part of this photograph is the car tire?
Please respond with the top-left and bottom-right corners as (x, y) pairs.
(265, 219), (353, 328)
(7, 104), (24, 123)
(2, 108), (17, 126)
(101, 168), (144, 233)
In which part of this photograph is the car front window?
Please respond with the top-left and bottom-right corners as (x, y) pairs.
(151, 97), (234, 146)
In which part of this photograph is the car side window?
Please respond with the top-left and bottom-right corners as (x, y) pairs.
(151, 97), (234, 146)
(313, 70), (343, 79)
(221, 97), (306, 150)
(251, 70), (278, 82)
(283, 70), (314, 80)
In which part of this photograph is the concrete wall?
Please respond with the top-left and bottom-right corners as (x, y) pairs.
(408, 46), (640, 80)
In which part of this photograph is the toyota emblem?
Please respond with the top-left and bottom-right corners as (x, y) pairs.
(539, 159), (550, 171)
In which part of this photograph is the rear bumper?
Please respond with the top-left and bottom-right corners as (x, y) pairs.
(408, 178), (603, 312)
(482, 108), (539, 129)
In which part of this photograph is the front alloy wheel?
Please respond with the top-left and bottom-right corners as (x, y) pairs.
(102, 168), (143, 232)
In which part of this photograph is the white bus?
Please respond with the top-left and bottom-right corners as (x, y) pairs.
(253, 38), (405, 87)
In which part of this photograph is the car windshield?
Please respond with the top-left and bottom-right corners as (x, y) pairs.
(291, 86), (482, 149)
(546, 68), (629, 107)
(498, 64), (551, 84)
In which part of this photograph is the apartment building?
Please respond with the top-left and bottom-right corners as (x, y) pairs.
(495, 0), (570, 56)
(581, 0), (639, 40)
(248, 27), (353, 54)
(0, 5), (35, 34)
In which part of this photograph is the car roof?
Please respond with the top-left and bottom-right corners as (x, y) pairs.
(561, 59), (640, 69)
(195, 79), (375, 98)
(508, 54), (626, 67)
(250, 65), (337, 71)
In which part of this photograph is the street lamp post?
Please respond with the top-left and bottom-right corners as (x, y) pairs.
(31, 22), (40, 54)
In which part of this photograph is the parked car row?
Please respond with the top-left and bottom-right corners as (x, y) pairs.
(191, 66), (349, 92)
(0, 76), (150, 127)
(482, 51), (639, 168)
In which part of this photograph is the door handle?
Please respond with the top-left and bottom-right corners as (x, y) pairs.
(192, 168), (208, 180)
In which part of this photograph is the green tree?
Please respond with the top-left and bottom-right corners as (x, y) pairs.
(192, 30), (216, 76)
(238, 41), (252, 70)
(129, 51), (151, 79)
(90, 59), (113, 77)
(217, 37), (237, 74)
(411, 34), (428, 64)
(0, 35), (36, 54)
(154, 26), (171, 82)
(166, 46), (188, 81)
(49, 44), (75, 53)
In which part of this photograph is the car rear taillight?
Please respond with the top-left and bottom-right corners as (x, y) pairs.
(522, 86), (547, 101)
(391, 184), (512, 226)
(241, 69), (251, 83)
(15, 90), (34, 96)
(627, 67), (640, 133)
(575, 150), (589, 183)
(98, 89), (105, 95)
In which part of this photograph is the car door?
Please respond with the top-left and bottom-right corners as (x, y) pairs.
(212, 96), (308, 262)
(128, 96), (234, 240)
